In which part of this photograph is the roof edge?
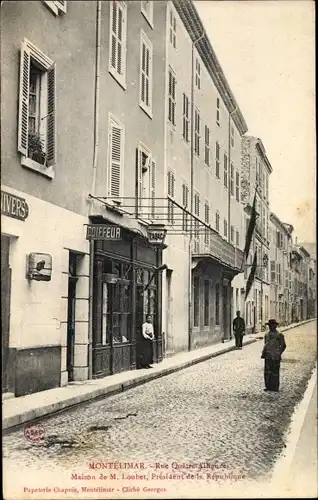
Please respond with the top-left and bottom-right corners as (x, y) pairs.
(173, 0), (248, 135)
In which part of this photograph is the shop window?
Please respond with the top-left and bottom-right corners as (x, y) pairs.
(193, 276), (200, 327)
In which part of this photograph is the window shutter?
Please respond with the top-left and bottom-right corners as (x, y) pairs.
(136, 147), (143, 212)
(110, 2), (117, 70)
(18, 43), (30, 156)
(109, 123), (122, 197)
(151, 159), (156, 218)
(55, 1), (67, 13)
(141, 42), (146, 103)
(46, 63), (56, 166)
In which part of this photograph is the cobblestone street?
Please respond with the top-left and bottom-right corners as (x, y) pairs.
(3, 321), (317, 499)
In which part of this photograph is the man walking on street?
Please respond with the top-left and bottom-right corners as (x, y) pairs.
(233, 311), (245, 349)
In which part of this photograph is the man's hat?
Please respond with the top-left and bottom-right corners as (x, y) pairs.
(266, 319), (279, 326)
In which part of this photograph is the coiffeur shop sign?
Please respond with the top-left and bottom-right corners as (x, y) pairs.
(1, 190), (29, 221)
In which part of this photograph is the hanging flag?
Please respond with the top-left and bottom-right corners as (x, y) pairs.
(245, 252), (257, 301)
(241, 190), (257, 270)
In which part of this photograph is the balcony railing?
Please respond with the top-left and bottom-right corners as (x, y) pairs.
(192, 232), (243, 270)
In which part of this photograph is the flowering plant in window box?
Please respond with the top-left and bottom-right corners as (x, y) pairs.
(28, 133), (47, 166)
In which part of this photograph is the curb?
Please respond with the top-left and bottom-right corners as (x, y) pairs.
(3, 337), (258, 432)
(269, 363), (317, 490)
(3, 319), (315, 431)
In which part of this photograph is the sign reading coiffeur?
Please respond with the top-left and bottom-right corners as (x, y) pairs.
(1, 190), (29, 221)
(86, 225), (122, 240)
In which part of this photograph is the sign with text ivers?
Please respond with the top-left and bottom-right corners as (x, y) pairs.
(1, 190), (29, 221)
(86, 225), (122, 240)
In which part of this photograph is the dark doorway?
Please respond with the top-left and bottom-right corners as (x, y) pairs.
(67, 253), (78, 382)
(223, 285), (228, 340)
(1, 235), (11, 393)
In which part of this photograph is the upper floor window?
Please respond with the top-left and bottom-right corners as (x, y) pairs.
(223, 153), (228, 188)
(235, 171), (240, 201)
(168, 69), (176, 126)
(204, 201), (210, 245)
(223, 218), (228, 238)
(204, 125), (210, 166)
(182, 182), (189, 231)
(141, 1), (153, 27)
(195, 59), (201, 89)
(230, 225), (234, 243)
(236, 230), (240, 247)
(167, 170), (175, 224)
(18, 39), (56, 179)
(216, 97), (220, 126)
(194, 109), (200, 156)
(169, 9), (176, 48)
(230, 162), (234, 195)
(215, 211), (220, 232)
(215, 142), (220, 178)
(136, 144), (156, 218)
(139, 31), (153, 116)
(109, 1), (127, 89)
(108, 115), (125, 198)
(230, 125), (234, 147)
(43, 1), (67, 15)
(182, 93), (190, 142)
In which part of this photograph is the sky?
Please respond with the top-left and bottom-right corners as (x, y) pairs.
(194, 0), (316, 243)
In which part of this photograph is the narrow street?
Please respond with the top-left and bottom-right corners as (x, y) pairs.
(3, 321), (317, 499)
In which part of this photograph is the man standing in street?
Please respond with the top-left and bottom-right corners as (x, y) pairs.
(233, 311), (245, 349)
(262, 319), (286, 392)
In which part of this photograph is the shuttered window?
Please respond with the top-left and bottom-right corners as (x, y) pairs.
(204, 201), (210, 245)
(235, 171), (240, 201)
(182, 93), (190, 142)
(108, 116), (124, 198)
(18, 39), (56, 168)
(43, 1), (67, 15)
(224, 153), (228, 187)
(136, 145), (154, 217)
(223, 219), (228, 238)
(216, 97), (220, 125)
(270, 260), (276, 282)
(204, 125), (210, 166)
(109, 1), (127, 87)
(140, 31), (153, 115)
(168, 69), (176, 126)
(230, 162), (234, 195)
(167, 170), (175, 224)
(194, 109), (200, 156)
(195, 59), (201, 89)
(236, 230), (240, 247)
(215, 211), (220, 232)
(169, 10), (176, 48)
(182, 182), (189, 231)
(215, 142), (220, 178)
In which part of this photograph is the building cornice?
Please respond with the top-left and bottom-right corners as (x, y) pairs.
(173, 0), (248, 136)
(270, 212), (293, 237)
(245, 135), (273, 174)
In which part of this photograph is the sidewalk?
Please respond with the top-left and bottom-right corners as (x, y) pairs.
(2, 319), (314, 431)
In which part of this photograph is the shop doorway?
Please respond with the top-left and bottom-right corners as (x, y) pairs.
(1, 235), (11, 393)
(67, 252), (78, 382)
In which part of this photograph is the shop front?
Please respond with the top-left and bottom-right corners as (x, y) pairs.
(91, 220), (164, 378)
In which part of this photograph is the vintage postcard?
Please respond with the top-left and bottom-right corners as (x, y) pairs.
(1, 0), (316, 499)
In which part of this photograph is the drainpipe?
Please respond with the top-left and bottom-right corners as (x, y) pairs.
(88, 0), (101, 380)
(188, 31), (205, 352)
